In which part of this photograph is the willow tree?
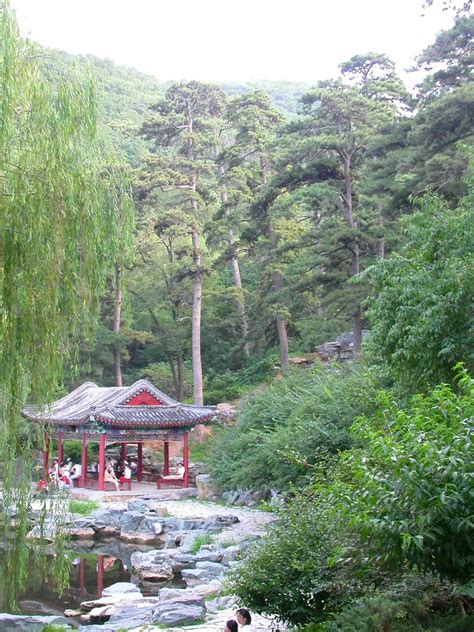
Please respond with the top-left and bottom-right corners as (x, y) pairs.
(0, 2), (133, 603)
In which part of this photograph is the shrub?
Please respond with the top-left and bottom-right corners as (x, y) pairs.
(189, 533), (214, 554)
(208, 364), (381, 492)
(346, 367), (474, 582)
(226, 489), (377, 626)
(69, 499), (100, 516)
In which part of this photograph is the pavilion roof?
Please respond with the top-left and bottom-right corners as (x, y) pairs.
(22, 379), (216, 429)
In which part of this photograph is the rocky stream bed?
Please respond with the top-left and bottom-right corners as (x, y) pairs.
(1, 495), (283, 631)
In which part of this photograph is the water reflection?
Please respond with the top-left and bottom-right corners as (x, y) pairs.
(0, 540), (168, 617)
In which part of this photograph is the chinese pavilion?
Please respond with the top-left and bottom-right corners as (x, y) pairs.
(22, 379), (215, 491)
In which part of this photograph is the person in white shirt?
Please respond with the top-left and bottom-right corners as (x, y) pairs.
(70, 462), (82, 482)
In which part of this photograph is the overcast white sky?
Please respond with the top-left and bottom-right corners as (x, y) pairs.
(11, 0), (454, 85)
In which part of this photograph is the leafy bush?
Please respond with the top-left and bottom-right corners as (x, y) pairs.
(208, 364), (381, 492)
(346, 366), (474, 582)
(227, 489), (376, 626)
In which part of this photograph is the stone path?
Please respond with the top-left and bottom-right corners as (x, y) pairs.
(103, 497), (275, 544)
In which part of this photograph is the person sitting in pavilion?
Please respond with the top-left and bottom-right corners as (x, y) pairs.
(104, 463), (120, 491)
(70, 461), (82, 486)
(119, 461), (132, 487)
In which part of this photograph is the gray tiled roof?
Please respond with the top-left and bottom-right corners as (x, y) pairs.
(23, 379), (215, 429)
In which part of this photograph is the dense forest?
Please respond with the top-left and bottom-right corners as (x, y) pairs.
(42, 17), (473, 408)
(0, 2), (473, 630)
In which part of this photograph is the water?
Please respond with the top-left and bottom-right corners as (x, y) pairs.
(0, 540), (183, 619)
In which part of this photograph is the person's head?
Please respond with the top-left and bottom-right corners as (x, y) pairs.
(236, 609), (251, 626)
(224, 620), (238, 632)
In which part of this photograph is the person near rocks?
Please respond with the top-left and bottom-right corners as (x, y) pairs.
(236, 608), (254, 630)
(224, 620), (238, 632)
(104, 463), (120, 491)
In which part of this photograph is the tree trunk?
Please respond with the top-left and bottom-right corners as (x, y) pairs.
(177, 352), (185, 401)
(187, 101), (204, 406)
(191, 225), (203, 405)
(217, 156), (250, 356)
(260, 152), (289, 369)
(167, 354), (178, 399)
(268, 223), (290, 369)
(342, 152), (362, 357)
(377, 210), (385, 259)
(113, 262), (123, 386)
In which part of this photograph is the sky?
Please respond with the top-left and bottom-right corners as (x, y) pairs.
(11, 0), (455, 85)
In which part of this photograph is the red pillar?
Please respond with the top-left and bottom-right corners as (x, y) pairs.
(97, 554), (104, 597)
(81, 433), (88, 488)
(163, 441), (170, 476)
(43, 431), (50, 478)
(121, 443), (127, 462)
(58, 431), (64, 464)
(98, 433), (106, 491)
(183, 432), (189, 488)
(137, 443), (143, 482)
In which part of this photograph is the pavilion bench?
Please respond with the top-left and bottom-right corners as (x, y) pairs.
(156, 475), (185, 489)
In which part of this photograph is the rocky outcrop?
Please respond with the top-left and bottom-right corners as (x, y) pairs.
(0, 613), (70, 630)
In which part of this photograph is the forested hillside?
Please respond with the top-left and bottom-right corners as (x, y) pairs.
(43, 17), (472, 406)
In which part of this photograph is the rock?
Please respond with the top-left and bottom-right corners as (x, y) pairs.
(90, 508), (124, 529)
(221, 544), (242, 564)
(194, 549), (224, 563)
(119, 510), (143, 533)
(102, 581), (141, 596)
(0, 613), (70, 630)
(195, 474), (220, 500)
(80, 593), (143, 610)
(66, 526), (95, 539)
(120, 531), (159, 544)
(181, 561), (225, 586)
(154, 597), (206, 627)
(64, 608), (82, 617)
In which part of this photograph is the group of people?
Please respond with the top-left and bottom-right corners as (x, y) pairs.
(225, 608), (255, 632)
(43, 458), (82, 491)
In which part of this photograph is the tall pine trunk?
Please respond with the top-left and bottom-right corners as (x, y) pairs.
(342, 152), (362, 356)
(217, 156), (250, 356)
(187, 100), (204, 405)
(113, 262), (123, 386)
(260, 153), (289, 369)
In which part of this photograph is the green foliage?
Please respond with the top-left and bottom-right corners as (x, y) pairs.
(227, 490), (372, 626)
(227, 372), (474, 626)
(69, 500), (100, 516)
(189, 533), (214, 554)
(364, 191), (474, 392)
(346, 367), (474, 582)
(208, 364), (381, 491)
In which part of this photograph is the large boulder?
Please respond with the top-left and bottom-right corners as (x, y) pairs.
(195, 474), (220, 500)
(153, 596), (206, 627)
